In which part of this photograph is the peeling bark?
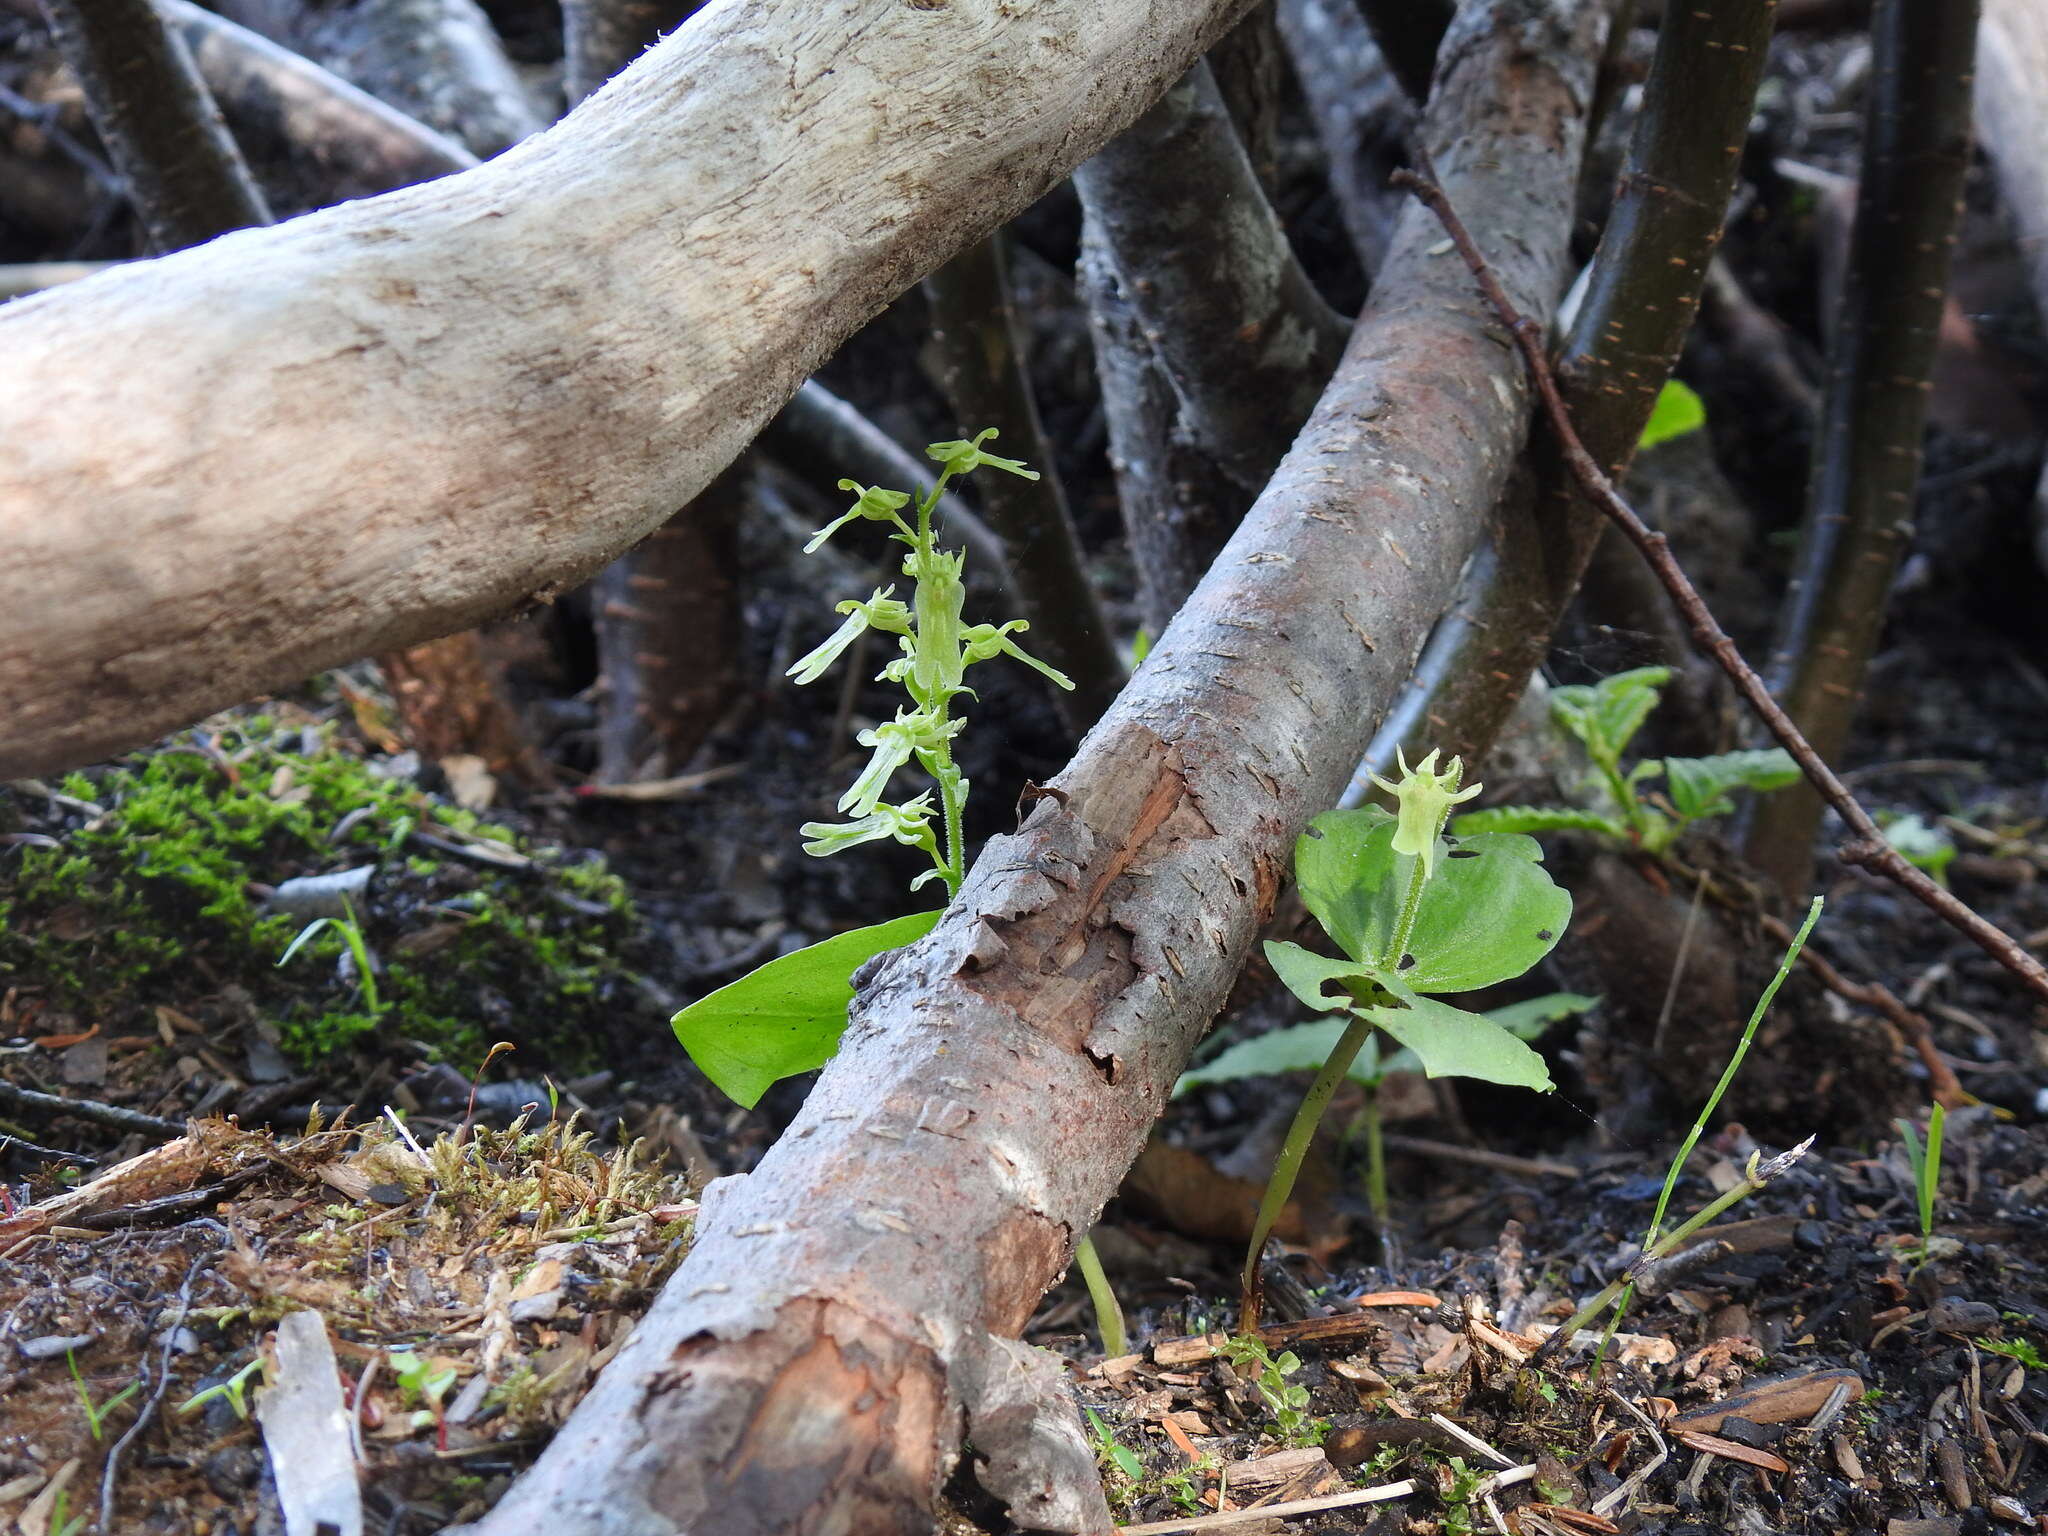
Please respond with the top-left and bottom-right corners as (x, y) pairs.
(458, 5), (1603, 1531)
(0, 0), (1269, 779)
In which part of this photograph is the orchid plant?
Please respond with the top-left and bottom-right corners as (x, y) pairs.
(671, 430), (1073, 1107)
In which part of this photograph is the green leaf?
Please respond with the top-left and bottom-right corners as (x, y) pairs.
(1292, 806), (1398, 966)
(1178, 1018), (1376, 1093)
(1637, 379), (1707, 451)
(1483, 991), (1599, 1039)
(1661, 749), (1800, 823)
(1257, 946), (1558, 1091)
(1551, 667), (1669, 762)
(670, 910), (941, 1107)
(1364, 992), (1553, 1092)
(1397, 830), (1573, 993)
(1289, 814), (1570, 993)
(1883, 813), (1956, 886)
(1265, 940), (1391, 1015)
(1452, 805), (1628, 839)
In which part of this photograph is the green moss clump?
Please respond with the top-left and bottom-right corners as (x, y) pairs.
(1, 723), (640, 1067)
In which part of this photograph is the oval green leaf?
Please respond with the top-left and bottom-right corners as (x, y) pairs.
(671, 909), (941, 1108)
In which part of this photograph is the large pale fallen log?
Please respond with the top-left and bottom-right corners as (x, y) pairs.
(0, 0), (1262, 778)
(460, 4), (1605, 1533)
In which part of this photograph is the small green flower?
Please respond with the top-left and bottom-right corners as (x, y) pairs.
(925, 428), (1040, 482)
(804, 481), (912, 553)
(839, 710), (961, 817)
(787, 587), (913, 685)
(801, 794), (938, 859)
(1368, 748), (1481, 878)
(963, 621), (1073, 690)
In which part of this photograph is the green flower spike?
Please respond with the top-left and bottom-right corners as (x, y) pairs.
(787, 587), (913, 686)
(804, 481), (913, 553)
(1368, 748), (1482, 879)
(926, 428), (1040, 482)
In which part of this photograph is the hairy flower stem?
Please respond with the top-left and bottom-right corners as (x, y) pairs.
(1241, 1011), (1375, 1331)
(1382, 852), (1428, 971)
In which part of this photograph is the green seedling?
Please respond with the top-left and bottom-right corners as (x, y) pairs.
(1554, 898), (1822, 1364)
(1084, 1408), (1143, 1484)
(671, 430), (1071, 1107)
(1072, 1233), (1128, 1359)
(277, 896), (382, 1021)
(1895, 1101), (1947, 1266)
(1244, 750), (1571, 1323)
(1882, 813), (1957, 888)
(1179, 993), (1592, 1228)
(1980, 1335), (2045, 1371)
(67, 1349), (140, 1441)
(1220, 1333), (1323, 1447)
(177, 1355), (266, 1420)
(1456, 667), (1798, 854)
(1438, 1454), (1487, 1536)
(390, 1348), (458, 1441)
(50, 1489), (85, 1536)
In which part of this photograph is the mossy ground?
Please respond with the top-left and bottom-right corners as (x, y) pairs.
(1, 715), (643, 1069)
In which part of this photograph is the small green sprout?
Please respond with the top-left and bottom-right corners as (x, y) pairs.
(1457, 667), (1798, 853)
(1220, 1334), (1322, 1447)
(1980, 1335), (2045, 1371)
(67, 1349), (141, 1441)
(277, 896), (382, 1021)
(1084, 1408), (1143, 1483)
(390, 1348), (458, 1435)
(1896, 1102), (1946, 1265)
(178, 1355), (266, 1420)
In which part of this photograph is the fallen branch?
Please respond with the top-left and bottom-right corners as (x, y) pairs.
(458, 5), (1606, 1530)
(1394, 154), (2048, 1006)
(0, 0), (1268, 778)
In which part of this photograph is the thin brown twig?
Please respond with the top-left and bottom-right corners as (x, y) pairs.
(1391, 153), (2048, 1010)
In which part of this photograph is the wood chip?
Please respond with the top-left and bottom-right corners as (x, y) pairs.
(1518, 1505), (1621, 1534)
(1218, 1446), (1328, 1490)
(1674, 1430), (1790, 1474)
(1468, 1317), (1532, 1362)
(1671, 1368), (1864, 1433)
(1352, 1289), (1442, 1308)
(256, 1311), (365, 1536)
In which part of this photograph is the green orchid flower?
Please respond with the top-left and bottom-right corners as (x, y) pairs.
(1368, 747), (1482, 879)
(804, 481), (913, 553)
(786, 587), (913, 685)
(925, 427), (1040, 482)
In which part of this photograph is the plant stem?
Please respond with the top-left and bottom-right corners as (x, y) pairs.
(1550, 896), (1824, 1369)
(1380, 853), (1429, 971)
(1242, 1012), (1374, 1331)
(1074, 1234), (1128, 1358)
(1361, 1087), (1387, 1231)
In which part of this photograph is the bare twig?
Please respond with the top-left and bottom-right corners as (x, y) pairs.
(0, 1080), (185, 1138)
(1393, 154), (2048, 1008)
(100, 1245), (218, 1530)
